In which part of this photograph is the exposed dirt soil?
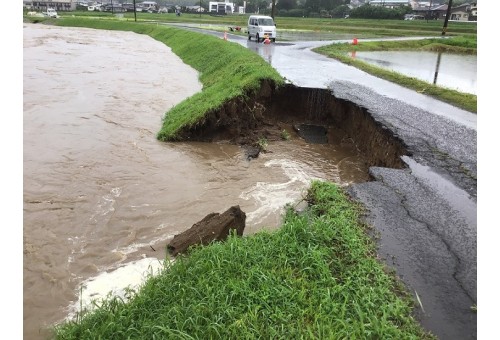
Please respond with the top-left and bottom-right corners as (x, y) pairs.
(174, 80), (409, 169)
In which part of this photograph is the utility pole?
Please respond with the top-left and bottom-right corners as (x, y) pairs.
(133, 0), (137, 21)
(427, 0), (433, 22)
(442, 0), (453, 36)
(199, 0), (202, 18)
(271, 0), (276, 19)
(433, 52), (442, 84)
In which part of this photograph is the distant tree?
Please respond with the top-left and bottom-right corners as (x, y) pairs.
(279, 8), (306, 16)
(331, 4), (349, 17)
(320, 0), (343, 11)
(246, 2), (257, 12)
(350, 4), (411, 19)
(246, 0), (270, 13)
(277, 0), (296, 10)
(304, 0), (320, 13)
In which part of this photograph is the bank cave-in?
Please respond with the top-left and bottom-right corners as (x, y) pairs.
(172, 82), (410, 173)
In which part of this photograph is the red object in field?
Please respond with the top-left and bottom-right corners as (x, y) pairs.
(352, 38), (358, 45)
(223, 31), (227, 40)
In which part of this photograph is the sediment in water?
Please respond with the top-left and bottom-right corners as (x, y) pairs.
(172, 81), (409, 170)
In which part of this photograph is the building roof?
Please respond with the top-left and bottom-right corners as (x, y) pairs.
(431, 4), (448, 11)
(369, 0), (410, 4)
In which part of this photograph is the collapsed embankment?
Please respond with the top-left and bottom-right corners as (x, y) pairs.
(51, 18), (408, 170)
(172, 81), (409, 170)
(44, 18), (435, 339)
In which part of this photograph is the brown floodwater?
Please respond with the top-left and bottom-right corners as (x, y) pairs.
(23, 24), (369, 339)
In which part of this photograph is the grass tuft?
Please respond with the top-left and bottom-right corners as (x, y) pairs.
(54, 181), (435, 339)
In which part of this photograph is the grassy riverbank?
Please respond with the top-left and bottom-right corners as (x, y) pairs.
(28, 18), (434, 338)
(54, 181), (434, 339)
(28, 13), (477, 113)
(313, 37), (477, 113)
(52, 18), (285, 140)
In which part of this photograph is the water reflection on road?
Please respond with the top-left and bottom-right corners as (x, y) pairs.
(236, 35), (477, 127)
(351, 50), (477, 94)
(243, 36), (476, 95)
(173, 24), (476, 100)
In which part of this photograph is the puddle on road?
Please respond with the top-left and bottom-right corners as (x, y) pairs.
(402, 155), (476, 229)
(350, 50), (477, 95)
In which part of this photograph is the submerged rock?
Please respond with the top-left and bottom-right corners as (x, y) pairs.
(167, 206), (246, 256)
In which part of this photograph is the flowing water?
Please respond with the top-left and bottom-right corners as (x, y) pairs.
(23, 24), (369, 339)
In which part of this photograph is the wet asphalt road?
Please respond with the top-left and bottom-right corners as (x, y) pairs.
(174, 25), (478, 339)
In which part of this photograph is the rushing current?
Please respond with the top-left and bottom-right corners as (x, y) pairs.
(23, 23), (369, 339)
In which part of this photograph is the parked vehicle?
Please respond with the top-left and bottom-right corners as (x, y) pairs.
(404, 14), (425, 20)
(102, 4), (127, 12)
(247, 15), (276, 43)
(43, 8), (58, 18)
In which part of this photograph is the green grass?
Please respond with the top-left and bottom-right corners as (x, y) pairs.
(313, 37), (477, 113)
(52, 17), (285, 140)
(26, 17), (440, 339)
(53, 11), (476, 38)
(54, 181), (434, 339)
(29, 13), (476, 114)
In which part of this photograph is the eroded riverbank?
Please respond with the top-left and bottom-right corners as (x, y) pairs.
(25, 22), (476, 338)
(24, 24), (372, 339)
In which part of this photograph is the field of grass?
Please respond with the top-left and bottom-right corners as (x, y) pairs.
(36, 10), (477, 38)
(54, 181), (434, 339)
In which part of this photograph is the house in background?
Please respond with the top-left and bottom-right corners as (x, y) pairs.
(430, 3), (448, 18)
(208, 1), (235, 14)
(469, 2), (477, 20)
(413, 2), (477, 21)
(140, 1), (159, 11)
(368, 0), (410, 9)
(413, 3), (446, 19)
(28, 0), (77, 11)
(450, 2), (473, 21)
(185, 5), (205, 12)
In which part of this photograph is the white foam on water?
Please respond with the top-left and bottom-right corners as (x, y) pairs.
(113, 232), (176, 255)
(90, 187), (122, 223)
(65, 257), (167, 322)
(240, 159), (322, 224)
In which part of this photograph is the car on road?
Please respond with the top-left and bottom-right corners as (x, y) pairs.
(404, 14), (425, 20)
(248, 15), (277, 43)
(43, 8), (58, 18)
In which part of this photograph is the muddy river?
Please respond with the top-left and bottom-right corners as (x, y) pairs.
(23, 24), (369, 339)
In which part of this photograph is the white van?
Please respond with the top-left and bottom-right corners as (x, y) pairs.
(247, 15), (276, 43)
(43, 8), (58, 18)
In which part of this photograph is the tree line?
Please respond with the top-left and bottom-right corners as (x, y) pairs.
(242, 1), (413, 19)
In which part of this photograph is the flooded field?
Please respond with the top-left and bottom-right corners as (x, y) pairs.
(351, 50), (477, 94)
